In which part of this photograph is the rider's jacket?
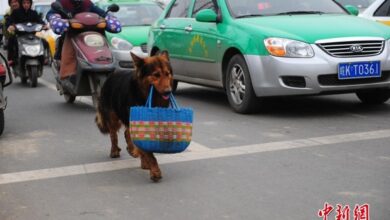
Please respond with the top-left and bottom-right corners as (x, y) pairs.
(8, 8), (45, 26)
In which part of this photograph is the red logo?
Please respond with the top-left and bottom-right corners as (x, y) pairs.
(318, 203), (370, 220)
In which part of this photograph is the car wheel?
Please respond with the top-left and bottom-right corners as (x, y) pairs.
(225, 54), (258, 114)
(356, 88), (390, 104)
(172, 80), (178, 93)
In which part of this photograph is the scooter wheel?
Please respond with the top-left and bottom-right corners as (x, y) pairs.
(64, 93), (76, 103)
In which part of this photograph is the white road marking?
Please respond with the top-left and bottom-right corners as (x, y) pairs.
(1, 129), (390, 185)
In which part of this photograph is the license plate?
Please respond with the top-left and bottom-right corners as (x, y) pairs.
(338, 61), (381, 80)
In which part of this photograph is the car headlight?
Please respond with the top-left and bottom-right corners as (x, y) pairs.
(84, 34), (105, 47)
(111, 37), (133, 50)
(24, 45), (41, 56)
(264, 38), (314, 58)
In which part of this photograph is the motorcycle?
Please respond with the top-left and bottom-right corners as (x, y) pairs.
(13, 22), (45, 87)
(50, 2), (119, 107)
(0, 52), (13, 136)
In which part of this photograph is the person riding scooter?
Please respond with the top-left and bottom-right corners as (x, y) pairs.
(3, 0), (20, 60)
(6, 0), (48, 64)
(46, 0), (121, 93)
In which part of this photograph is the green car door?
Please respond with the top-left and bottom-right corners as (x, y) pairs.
(185, 1), (221, 82)
(155, 0), (192, 77)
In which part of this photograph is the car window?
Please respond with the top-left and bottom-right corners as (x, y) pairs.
(166, 0), (192, 18)
(374, 0), (390, 16)
(192, 0), (217, 17)
(34, 4), (51, 21)
(111, 4), (163, 26)
(226, 0), (347, 18)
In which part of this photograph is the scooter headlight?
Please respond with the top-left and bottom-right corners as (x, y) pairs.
(23, 45), (41, 56)
(34, 24), (43, 32)
(84, 34), (105, 47)
(15, 24), (25, 32)
(111, 37), (133, 51)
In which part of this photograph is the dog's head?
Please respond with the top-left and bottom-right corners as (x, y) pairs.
(131, 51), (173, 100)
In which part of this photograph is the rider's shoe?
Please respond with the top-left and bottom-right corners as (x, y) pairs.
(60, 76), (76, 95)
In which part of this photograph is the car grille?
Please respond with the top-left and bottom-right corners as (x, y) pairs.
(318, 71), (390, 86)
(140, 43), (148, 53)
(317, 40), (384, 57)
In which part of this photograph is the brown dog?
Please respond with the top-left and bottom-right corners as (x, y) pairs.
(95, 51), (173, 182)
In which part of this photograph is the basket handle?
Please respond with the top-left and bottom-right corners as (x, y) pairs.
(145, 85), (180, 110)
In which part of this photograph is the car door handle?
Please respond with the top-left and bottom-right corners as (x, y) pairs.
(160, 24), (166, 30)
(184, 26), (192, 32)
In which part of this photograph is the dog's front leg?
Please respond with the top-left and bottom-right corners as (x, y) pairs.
(109, 129), (121, 158)
(124, 129), (139, 158)
(139, 151), (162, 182)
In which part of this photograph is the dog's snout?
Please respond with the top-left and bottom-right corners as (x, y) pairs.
(163, 89), (172, 96)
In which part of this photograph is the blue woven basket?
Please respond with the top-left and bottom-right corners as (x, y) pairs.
(129, 86), (193, 153)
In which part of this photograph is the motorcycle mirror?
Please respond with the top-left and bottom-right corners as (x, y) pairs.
(107, 4), (120, 13)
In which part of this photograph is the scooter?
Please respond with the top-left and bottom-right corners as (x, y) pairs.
(0, 52), (13, 136)
(50, 2), (119, 107)
(13, 22), (45, 87)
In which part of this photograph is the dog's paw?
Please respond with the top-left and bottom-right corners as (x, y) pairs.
(141, 160), (150, 170)
(110, 147), (121, 158)
(150, 173), (162, 182)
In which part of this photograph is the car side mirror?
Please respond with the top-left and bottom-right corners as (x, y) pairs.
(195, 9), (217, 23)
(344, 5), (359, 16)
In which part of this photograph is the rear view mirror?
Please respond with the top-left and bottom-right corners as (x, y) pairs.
(344, 5), (359, 16)
(195, 9), (217, 23)
(107, 4), (120, 13)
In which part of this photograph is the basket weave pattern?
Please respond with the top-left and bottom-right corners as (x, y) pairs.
(129, 86), (193, 153)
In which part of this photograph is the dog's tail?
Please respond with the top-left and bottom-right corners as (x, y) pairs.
(95, 105), (110, 134)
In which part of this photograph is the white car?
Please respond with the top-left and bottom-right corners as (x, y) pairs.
(359, 0), (390, 26)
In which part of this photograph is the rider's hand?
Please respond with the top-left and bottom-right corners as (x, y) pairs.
(105, 15), (121, 33)
(7, 25), (15, 33)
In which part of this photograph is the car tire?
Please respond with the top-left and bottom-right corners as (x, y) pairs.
(356, 88), (390, 104)
(172, 80), (178, 93)
(225, 54), (258, 114)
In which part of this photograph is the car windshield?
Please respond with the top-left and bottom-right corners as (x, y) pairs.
(110, 4), (163, 26)
(336, 0), (376, 11)
(226, 0), (347, 18)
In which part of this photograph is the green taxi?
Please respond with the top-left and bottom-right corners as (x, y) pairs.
(96, 0), (163, 72)
(148, 0), (390, 113)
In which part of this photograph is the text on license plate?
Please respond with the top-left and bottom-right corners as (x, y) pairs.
(338, 61), (381, 80)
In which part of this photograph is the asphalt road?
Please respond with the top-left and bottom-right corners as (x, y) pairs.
(0, 66), (389, 220)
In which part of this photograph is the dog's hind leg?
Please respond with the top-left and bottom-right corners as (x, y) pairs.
(124, 129), (139, 158)
(108, 113), (122, 158)
(109, 129), (121, 158)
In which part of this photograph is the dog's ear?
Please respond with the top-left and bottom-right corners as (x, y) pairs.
(130, 52), (144, 69)
(160, 50), (170, 61)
